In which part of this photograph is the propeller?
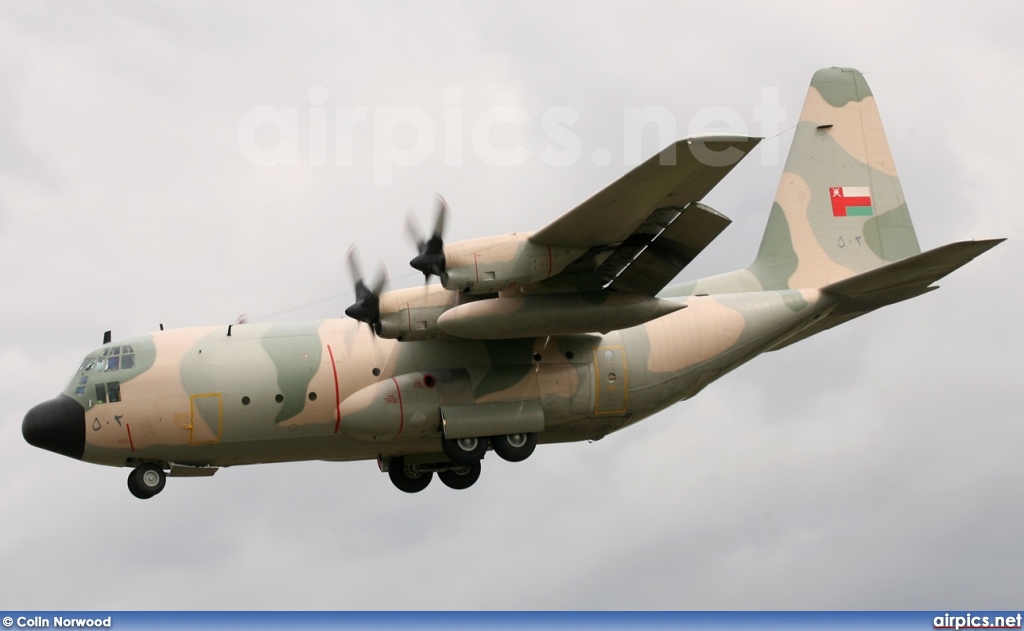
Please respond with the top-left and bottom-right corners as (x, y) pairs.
(344, 246), (388, 334)
(406, 195), (449, 283)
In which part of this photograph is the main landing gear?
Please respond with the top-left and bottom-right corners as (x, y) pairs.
(386, 432), (537, 494)
(127, 463), (166, 499)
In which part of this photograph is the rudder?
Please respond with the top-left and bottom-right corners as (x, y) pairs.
(749, 67), (922, 290)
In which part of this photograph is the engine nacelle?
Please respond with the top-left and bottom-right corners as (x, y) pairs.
(442, 233), (587, 294)
(436, 291), (685, 339)
(374, 285), (456, 341)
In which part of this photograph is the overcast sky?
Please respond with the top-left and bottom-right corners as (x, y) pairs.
(1, 1), (1021, 610)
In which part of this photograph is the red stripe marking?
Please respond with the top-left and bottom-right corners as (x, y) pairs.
(842, 196), (871, 206)
(391, 377), (404, 438)
(328, 344), (342, 434)
(126, 423), (135, 453)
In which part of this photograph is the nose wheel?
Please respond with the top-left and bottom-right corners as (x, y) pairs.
(127, 464), (166, 499)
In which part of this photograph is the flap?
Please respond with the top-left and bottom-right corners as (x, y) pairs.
(605, 202), (732, 295)
(530, 134), (760, 248)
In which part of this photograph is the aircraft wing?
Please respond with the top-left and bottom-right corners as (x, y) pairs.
(530, 134), (760, 249)
(530, 135), (759, 295)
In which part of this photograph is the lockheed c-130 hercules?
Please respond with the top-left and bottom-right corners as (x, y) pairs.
(23, 67), (1002, 498)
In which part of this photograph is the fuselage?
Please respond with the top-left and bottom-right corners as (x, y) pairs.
(24, 288), (832, 471)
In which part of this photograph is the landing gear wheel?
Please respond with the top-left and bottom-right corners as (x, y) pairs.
(491, 432), (537, 462)
(438, 461), (481, 490)
(388, 457), (432, 493)
(127, 464), (166, 499)
(442, 436), (488, 465)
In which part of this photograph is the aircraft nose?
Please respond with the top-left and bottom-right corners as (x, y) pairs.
(23, 395), (86, 460)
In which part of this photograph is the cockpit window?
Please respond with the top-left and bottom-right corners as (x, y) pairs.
(91, 346), (136, 373)
(79, 358), (96, 372)
(95, 383), (107, 404)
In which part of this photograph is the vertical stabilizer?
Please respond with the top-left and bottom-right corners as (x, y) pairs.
(749, 67), (921, 290)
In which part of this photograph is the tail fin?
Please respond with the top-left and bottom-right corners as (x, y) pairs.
(749, 67), (922, 290)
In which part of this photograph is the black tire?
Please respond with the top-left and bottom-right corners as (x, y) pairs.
(441, 436), (488, 465)
(438, 462), (481, 490)
(128, 464), (165, 499)
(388, 457), (432, 493)
(491, 432), (537, 462)
(127, 472), (146, 499)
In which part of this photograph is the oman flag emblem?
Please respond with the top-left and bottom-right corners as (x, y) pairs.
(830, 187), (874, 217)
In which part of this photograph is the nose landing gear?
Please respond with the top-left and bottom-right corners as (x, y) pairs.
(127, 463), (166, 499)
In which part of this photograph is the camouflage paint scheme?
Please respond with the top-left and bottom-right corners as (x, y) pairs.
(25, 68), (1002, 495)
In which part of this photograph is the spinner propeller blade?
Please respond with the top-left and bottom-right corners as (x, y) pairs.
(344, 246), (388, 334)
(407, 195), (449, 282)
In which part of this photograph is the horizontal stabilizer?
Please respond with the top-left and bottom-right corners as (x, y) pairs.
(771, 238), (1004, 351)
(823, 239), (1005, 298)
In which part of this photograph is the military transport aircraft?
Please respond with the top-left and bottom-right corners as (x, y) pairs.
(23, 67), (1002, 498)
